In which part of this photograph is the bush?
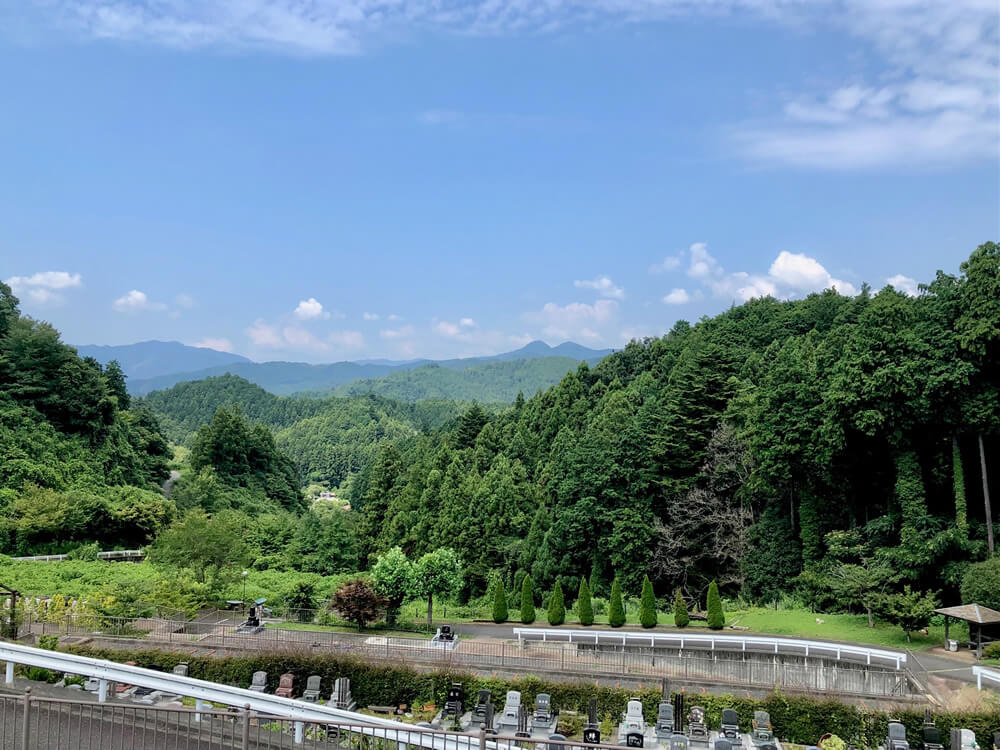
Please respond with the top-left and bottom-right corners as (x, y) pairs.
(673, 590), (690, 628)
(960, 558), (1000, 611)
(492, 578), (509, 623)
(608, 578), (625, 627)
(548, 580), (565, 626)
(520, 575), (536, 624)
(639, 576), (657, 628)
(577, 578), (594, 626)
(981, 641), (1000, 659)
(706, 581), (725, 630)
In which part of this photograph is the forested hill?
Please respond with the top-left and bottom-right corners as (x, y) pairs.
(142, 374), (463, 488)
(0, 282), (174, 555)
(353, 243), (999, 605)
(128, 341), (612, 397)
(330, 357), (587, 402)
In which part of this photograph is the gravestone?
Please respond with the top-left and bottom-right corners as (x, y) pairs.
(715, 740), (733, 750)
(670, 734), (690, 750)
(516, 705), (531, 738)
(655, 702), (675, 741)
(470, 689), (492, 728)
(583, 698), (601, 745)
(688, 706), (709, 745)
(248, 671), (267, 693)
(548, 733), (567, 750)
(721, 709), (741, 746)
(496, 690), (521, 733)
(752, 711), (773, 745)
(532, 693), (555, 732)
(274, 673), (294, 699)
(887, 722), (910, 750)
(302, 675), (322, 703)
(330, 677), (356, 710)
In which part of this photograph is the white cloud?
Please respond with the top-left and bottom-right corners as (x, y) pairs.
(434, 321), (461, 337)
(681, 244), (857, 303)
(282, 326), (327, 350)
(459, 317), (476, 328)
(887, 274), (920, 297)
(294, 297), (330, 320)
(6, 271), (82, 305)
(574, 276), (625, 300)
(362, 312), (380, 321)
(387, 313), (403, 321)
(193, 337), (233, 352)
(525, 299), (618, 341)
(687, 242), (722, 279)
(247, 319), (283, 348)
(175, 293), (196, 309)
(380, 325), (415, 340)
(768, 251), (857, 296)
(662, 288), (691, 305)
(649, 254), (683, 274)
(112, 289), (167, 313)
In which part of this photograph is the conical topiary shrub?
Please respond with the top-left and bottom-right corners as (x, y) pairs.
(577, 577), (594, 626)
(547, 579), (565, 626)
(639, 575), (657, 628)
(706, 580), (725, 630)
(608, 577), (625, 627)
(520, 575), (536, 624)
(493, 576), (509, 623)
(673, 589), (690, 628)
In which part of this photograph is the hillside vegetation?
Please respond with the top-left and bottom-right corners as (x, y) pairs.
(353, 243), (999, 608)
(0, 282), (173, 555)
(331, 357), (587, 402)
(142, 375), (463, 487)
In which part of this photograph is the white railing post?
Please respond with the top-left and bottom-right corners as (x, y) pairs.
(5, 661), (14, 684)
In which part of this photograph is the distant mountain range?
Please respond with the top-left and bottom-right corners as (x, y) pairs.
(76, 339), (614, 398)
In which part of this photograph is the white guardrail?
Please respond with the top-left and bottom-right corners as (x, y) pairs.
(972, 665), (1000, 691)
(11, 549), (145, 562)
(512, 628), (907, 669)
(0, 642), (476, 750)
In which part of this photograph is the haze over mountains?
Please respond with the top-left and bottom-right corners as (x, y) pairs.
(76, 339), (613, 400)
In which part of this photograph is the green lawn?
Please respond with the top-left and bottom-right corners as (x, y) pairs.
(395, 600), (964, 651)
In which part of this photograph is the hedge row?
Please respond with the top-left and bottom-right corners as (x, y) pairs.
(61, 645), (997, 747)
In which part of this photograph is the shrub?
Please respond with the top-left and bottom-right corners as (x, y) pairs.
(329, 578), (386, 631)
(577, 578), (594, 626)
(639, 576), (657, 628)
(706, 581), (725, 630)
(520, 575), (536, 624)
(673, 590), (690, 628)
(608, 578), (625, 627)
(492, 577), (509, 623)
(548, 580), (565, 626)
(982, 641), (1000, 659)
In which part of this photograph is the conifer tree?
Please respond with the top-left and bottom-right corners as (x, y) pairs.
(492, 575), (509, 623)
(706, 580), (725, 630)
(639, 575), (657, 628)
(520, 575), (536, 624)
(608, 577), (625, 627)
(673, 589), (690, 628)
(577, 577), (594, 626)
(547, 579), (565, 626)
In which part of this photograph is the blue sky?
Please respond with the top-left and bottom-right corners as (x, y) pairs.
(1, 1), (997, 362)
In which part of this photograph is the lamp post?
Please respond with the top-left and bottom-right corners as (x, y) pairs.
(242, 570), (248, 615)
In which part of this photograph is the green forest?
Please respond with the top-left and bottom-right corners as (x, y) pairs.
(1, 243), (998, 633)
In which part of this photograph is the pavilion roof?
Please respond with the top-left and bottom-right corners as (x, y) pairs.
(934, 603), (1000, 624)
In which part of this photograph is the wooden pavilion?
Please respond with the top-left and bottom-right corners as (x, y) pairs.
(934, 603), (1000, 658)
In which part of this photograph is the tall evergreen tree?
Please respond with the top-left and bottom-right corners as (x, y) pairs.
(639, 574), (657, 628)
(547, 579), (565, 626)
(706, 580), (725, 629)
(492, 575), (509, 623)
(673, 589), (690, 628)
(520, 574), (536, 624)
(577, 577), (594, 626)
(608, 577), (625, 627)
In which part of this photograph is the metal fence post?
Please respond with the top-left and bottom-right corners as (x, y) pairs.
(241, 704), (252, 750)
(20, 688), (31, 750)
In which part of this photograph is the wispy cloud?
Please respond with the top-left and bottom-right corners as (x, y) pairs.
(524, 299), (618, 342)
(193, 337), (233, 352)
(6, 271), (82, 305)
(574, 276), (625, 300)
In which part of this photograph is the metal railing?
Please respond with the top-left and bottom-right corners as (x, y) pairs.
(971, 665), (1000, 691)
(0, 692), (622, 750)
(23, 614), (910, 697)
(10, 549), (145, 562)
(512, 628), (907, 669)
